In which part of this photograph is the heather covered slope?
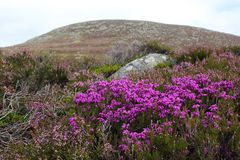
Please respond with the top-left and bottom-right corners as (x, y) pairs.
(2, 20), (240, 55)
(1, 49), (240, 159)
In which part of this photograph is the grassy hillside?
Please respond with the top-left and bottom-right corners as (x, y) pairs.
(2, 20), (240, 56)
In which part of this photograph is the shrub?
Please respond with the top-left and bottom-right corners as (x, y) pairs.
(201, 52), (240, 74)
(143, 40), (173, 54)
(203, 56), (230, 72)
(78, 55), (101, 70)
(31, 63), (68, 89)
(176, 48), (211, 64)
(224, 46), (240, 56)
(4, 52), (36, 86)
(2, 52), (68, 91)
(68, 70), (104, 93)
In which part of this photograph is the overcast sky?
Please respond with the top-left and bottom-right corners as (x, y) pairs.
(0, 0), (240, 47)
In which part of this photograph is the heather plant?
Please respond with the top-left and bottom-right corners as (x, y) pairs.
(3, 52), (36, 87)
(2, 103), (118, 159)
(73, 74), (239, 159)
(68, 70), (104, 94)
(0, 82), (70, 150)
(224, 45), (240, 56)
(176, 47), (211, 64)
(2, 52), (68, 92)
(78, 55), (102, 70)
(201, 52), (240, 78)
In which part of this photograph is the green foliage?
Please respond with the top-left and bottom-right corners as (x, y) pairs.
(56, 106), (76, 117)
(176, 48), (211, 64)
(0, 94), (29, 127)
(224, 46), (240, 56)
(144, 134), (188, 160)
(91, 64), (121, 78)
(203, 56), (230, 72)
(143, 40), (173, 54)
(155, 61), (173, 69)
(187, 128), (219, 159)
(31, 63), (68, 89)
(0, 112), (26, 127)
(5, 53), (36, 86)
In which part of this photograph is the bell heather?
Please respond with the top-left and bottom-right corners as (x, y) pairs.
(73, 74), (237, 152)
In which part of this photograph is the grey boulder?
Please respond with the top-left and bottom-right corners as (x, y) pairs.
(110, 53), (172, 79)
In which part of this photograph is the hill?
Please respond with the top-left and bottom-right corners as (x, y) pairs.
(2, 20), (240, 55)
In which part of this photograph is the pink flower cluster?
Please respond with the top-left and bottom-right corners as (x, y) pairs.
(73, 74), (235, 151)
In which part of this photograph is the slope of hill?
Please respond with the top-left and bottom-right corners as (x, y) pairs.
(2, 20), (240, 55)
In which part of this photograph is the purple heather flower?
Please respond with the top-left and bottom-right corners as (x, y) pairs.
(73, 74), (236, 148)
(209, 104), (218, 112)
(204, 147), (208, 155)
(69, 117), (79, 132)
